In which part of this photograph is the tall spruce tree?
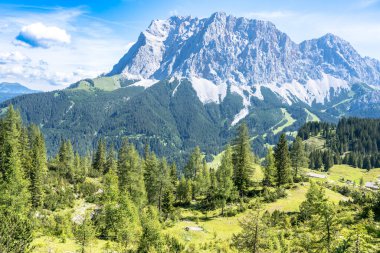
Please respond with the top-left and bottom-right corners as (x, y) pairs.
(29, 125), (47, 209)
(274, 134), (292, 186)
(216, 145), (234, 214)
(117, 139), (146, 207)
(143, 148), (160, 206)
(232, 122), (254, 196)
(263, 147), (276, 186)
(93, 138), (107, 175)
(0, 105), (30, 213)
(290, 136), (307, 179)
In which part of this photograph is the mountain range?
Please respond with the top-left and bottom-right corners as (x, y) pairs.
(2, 12), (380, 162)
(0, 82), (39, 103)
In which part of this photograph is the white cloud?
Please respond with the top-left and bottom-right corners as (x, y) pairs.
(15, 22), (71, 48)
(0, 51), (30, 64)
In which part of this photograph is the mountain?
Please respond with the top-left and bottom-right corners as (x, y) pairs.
(2, 12), (380, 162)
(0, 82), (40, 103)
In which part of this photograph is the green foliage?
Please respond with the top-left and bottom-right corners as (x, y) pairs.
(216, 145), (235, 214)
(274, 134), (292, 186)
(0, 210), (33, 253)
(290, 136), (307, 178)
(232, 123), (254, 196)
(263, 147), (276, 186)
(74, 214), (96, 253)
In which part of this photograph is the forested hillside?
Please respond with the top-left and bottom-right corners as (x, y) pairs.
(299, 118), (380, 170)
(1, 105), (379, 252)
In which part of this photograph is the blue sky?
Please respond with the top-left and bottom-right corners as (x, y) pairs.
(1, 0), (380, 90)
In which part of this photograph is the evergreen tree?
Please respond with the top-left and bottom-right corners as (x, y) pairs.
(184, 146), (203, 180)
(216, 145), (234, 214)
(117, 139), (146, 207)
(0, 105), (30, 213)
(232, 211), (269, 253)
(263, 147), (276, 186)
(299, 181), (328, 220)
(93, 138), (107, 175)
(290, 136), (307, 178)
(274, 134), (292, 186)
(74, 214), (96, 253)
(169, 163), (178, 188)
(143, 149), (160, 206)
(29, 125), (47, 208)
(138, 206), (163, 253)
(157, 158), (170, 214)
(162, 188), (175, 220)
(232, 122), (254, 196)
(176, 176), (192, 205)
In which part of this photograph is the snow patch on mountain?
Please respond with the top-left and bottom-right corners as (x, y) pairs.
(252, 74), (349, 105)
(130, 79), (158, 89)
(191, 76), (227, 104)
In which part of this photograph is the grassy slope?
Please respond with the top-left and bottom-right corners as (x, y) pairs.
(272, 108), (296, 135)
(304, 108), (320, 122)
(307, 164), (380, 185)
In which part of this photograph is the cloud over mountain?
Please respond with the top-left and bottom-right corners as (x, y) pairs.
(15, 22), (71, 48)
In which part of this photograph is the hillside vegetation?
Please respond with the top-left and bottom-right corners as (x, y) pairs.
(0, 105), (379, 252)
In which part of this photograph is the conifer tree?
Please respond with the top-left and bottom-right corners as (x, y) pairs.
(232, 122), (254, 196)
(138, 206), (163, 253)
(29, 125), (47, 208)
(0, 105), (30, 213)
(216, 145), (234, 214)
(290, 136), (307, 178)
(184, 146), (203, 180)
(274, 134), (292, 186)
(169, 163), (178, 188)
(118, 139), (146, 207)
(74, 214), (96, 253)
(93, 138), (107, 175)
(263, 147), (276, 186)
(143, 148), (160, 205)
(162, 188), (175, 220)
(232, 211), (269, 253)
(157, 158), (170, 214)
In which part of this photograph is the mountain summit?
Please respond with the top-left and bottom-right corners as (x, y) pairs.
(2, 12), (380, 159)
(109, 12), (380, 90)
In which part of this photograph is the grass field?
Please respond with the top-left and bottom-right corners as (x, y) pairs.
(303, 136), (326, 150)
(32, 236), (109, 253)
(264, 182), (347, 213)
(304, 108), (320, 122)
(272, 108), (296, 135)
(306, 164), (380, 185)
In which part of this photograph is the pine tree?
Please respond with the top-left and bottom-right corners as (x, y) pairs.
(157, 158), (170, 214)
(102, 160), (119, 204)
(162, 188), (175, 220)
(74, 214), (96, 253)
(184, 146), (203, 180)
(169, 163), (178, 188)
(299, 181), (328, 220)
(138, 206), (163, 253)
(0, 105), (30, 213)
(118, 139), (146, 207)
(115, 193), (141, 251)
(216, 145), (234, 214)
(232, 211), (269, 253)
(263, 147), (276, 186)
(232, 123), (254, 196)
(93, 138), (107, 175)
(274, 134), (292, 186)
(176, 176), (192, 205)
(143, 149), (160, 205)
(29, 125), (47, 208)
(290, 136), (307, 178)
